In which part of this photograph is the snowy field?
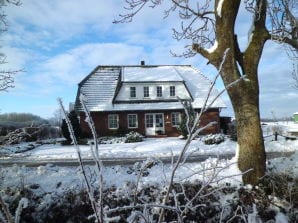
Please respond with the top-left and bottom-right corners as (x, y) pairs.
(2, 137), (236, 160)
(0, 122), (297, 222)
(1, 127), (297, 161)
(0, 122), (297, 192)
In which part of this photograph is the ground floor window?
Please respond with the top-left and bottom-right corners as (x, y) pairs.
(108, 114), (119, 129)
(146, 114), (154, 128)
(128, 114), (138, 128)
(155, 114), (164, 127)
(171, 112), (181, 127)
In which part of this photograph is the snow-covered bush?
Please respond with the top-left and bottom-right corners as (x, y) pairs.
(2, 178), (297, 223)
(124, 131), (143, 143)
(203, 134), (225, 145)
(98, 136), (126, 144)
(178, 102), (196, 139)
(61, 111), (81, 144)
(127, 158), (159, 176)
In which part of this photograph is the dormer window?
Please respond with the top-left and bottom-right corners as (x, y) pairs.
(144, 86), (149, 97)
(156, 86), (162, 97)
(170, 86), (175, 97)
(130, 86), (136, 98)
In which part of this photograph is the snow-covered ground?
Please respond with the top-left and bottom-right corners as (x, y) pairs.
(0, 122), (297, 222)
(1, 131), (297, 161)
(0, 126), (297, 192)
(3, 137), (236, 160)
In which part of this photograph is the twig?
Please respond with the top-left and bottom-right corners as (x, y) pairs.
(0, 195), (13, 223)
(58, 98), (101, 223)
(79, 94), (104, 222)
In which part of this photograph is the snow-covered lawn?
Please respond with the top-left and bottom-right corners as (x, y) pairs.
(2, 134), (297, 161)
(1, 121), (298, 191)
(10, 137), (236, 160)
(0, 123), (298, 222)
(1, 133), (297, 191)
(0, 137), (297, 222)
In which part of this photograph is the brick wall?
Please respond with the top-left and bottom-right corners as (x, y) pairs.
(79, 108), (220, 137)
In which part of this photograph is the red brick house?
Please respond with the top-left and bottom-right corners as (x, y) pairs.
(74, 64), (226, 137)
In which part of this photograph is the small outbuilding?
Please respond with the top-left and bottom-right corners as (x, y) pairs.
(294, 112), (298, 123)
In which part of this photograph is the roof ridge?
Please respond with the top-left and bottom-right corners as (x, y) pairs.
(189, 66), (213, 85)
(172, 66), (183, 80)
(96, 65), (192, 68)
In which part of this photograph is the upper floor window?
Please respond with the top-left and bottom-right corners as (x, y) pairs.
(128, 114), (138, 128)
(130, 86), (136, 98)
(156, 86), (162, 97)
(108, 114), (119, 129)
(143, 86), (149, 98)
(171, 112), (181, 127)
(170, 86), (175, 97)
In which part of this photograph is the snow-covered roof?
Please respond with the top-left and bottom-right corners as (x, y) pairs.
(75, 65), (226, 112)
(173, 66), (224, 108)
(123, 66), (183, 82)
(75, 66), (121, 111)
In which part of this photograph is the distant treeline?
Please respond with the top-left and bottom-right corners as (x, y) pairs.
(0, 113), (62, 139)
(0, 112), (48, 128)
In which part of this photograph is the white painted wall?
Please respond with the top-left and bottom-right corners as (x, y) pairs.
(115, 82), (191, 101)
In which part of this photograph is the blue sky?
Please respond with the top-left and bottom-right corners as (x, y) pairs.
(0, 0), (297, 119)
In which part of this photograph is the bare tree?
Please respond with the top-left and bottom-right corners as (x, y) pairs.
(115, 0), (298, 185)
(0, 70), (15, 91)
(0, 0), (22, 92)
(48, 108), (63, 127)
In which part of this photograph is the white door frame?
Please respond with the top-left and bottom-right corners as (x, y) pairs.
(145, 113), (165, 136)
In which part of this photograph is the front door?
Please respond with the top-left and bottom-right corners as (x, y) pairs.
(145, 113), (165, 136)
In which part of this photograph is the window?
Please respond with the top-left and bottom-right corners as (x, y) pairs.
(146, 114), (154, 128)
(170, 86), (175, 97)
(156, 86), (162, 97)
(108, 114), (119, 129)
(128, 114), (138, 128)
(155, 114), (164, 127)
(143, 86), (149, 98)
(171, 112), (181, 127)
(130, 86), (136, 98)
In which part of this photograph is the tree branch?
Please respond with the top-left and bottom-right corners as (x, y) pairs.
(267, 0), (298, 50)
(192, 43), (211, 60)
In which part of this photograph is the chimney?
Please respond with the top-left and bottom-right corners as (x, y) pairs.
(140, 60), (145, 66)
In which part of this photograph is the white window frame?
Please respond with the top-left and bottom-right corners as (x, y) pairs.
(127, 114), (138, 129)
(170, 86), (175, 97)
(156, 86), (162, 97)
(143, 86), (149, 98)
(130, 86), (136, 98)
(108, 114), (119, 129)
(171, 112), (181, 127)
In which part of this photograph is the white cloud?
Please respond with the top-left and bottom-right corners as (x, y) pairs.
(4, 0), (181, 50)
(0, 46), (33, 69)
(0, 0), (296, 119)
(35, 43), (146, 85)
(5, 0), (118, 47)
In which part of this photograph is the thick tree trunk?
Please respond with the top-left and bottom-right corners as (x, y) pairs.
(231, 89), (266, 185)
(192, 0), (268, 185)
(220, 59), (266, 185)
